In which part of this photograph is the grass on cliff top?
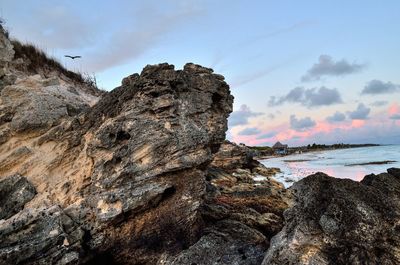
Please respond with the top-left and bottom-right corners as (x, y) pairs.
(10, 39), (98, 89)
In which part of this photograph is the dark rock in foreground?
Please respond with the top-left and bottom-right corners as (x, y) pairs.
(0, 175), (36, 220)
(263, 168), (400, 265)
(168, 141), (292, 264)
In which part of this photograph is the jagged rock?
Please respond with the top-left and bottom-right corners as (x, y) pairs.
(0, 40), (233, 264)
(0, 25), (14, 63)
(0, 175), (36, 220)
(169, 224), (267, 265)
(75, 62), (233, 264)
(0, 27), (293, 265)
(0, 75), (98, 134)
(210, 141), (257, 171)
(263, 169), (400, 265)
(165, 142), (291, 264)
(388, 167), (400, 178)
(0, 205), (84, 265)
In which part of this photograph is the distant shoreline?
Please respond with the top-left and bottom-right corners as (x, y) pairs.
(253, 143), (381, 160)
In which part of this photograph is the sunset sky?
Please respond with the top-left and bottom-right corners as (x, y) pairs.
(2, 0), (400, 146)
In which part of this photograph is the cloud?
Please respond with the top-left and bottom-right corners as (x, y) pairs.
(6, 4), (97, 49)
(301, 55), (365, 82)
(371, 100), (389, 107)
(228, 104), (263, 127)
(4, 1), (203, 73)
(326, 111), (346, 123)
(267, 113), (275, 119)
(256, 131), (277, 139)
(390, 114), (400, 120)
(290, 115), (316, 131)
(268, 86), (342, 108)
(85, 4), (202, 72)
(361, 80), (400, 95)
(238, 127), (262, 136)
(348, 103), (371, 120)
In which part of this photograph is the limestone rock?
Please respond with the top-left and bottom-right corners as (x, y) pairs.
(0, 205), (84, 265)
(263, 169), (400, 265)
(0, 25), (14, 63)
(165, 141), (291, 264)
(210, 141), (257, 171)
(0, 26), (293, 265)
(0, 58), (233, 264)
(0, 175), (36, 220)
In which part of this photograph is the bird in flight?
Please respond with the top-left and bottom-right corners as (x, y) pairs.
(65, 55), (82, 59)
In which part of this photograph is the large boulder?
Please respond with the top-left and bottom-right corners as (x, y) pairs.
(263, 168), (400, 265)
(0, 61), (233, 264)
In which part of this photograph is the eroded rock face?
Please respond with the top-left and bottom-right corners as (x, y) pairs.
(0, 175), (36, 220)
(263, 168), (400, 265)
(210, 141), (257, 171)
(0, 27), (293, 265)
(73, 63), (233, 264)
(0, 205), (84, 265)
(0, 26), (13, 63)
(0, 35), (234, 264)
(166, 141), (292, 264)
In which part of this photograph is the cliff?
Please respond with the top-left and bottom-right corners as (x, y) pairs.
(0, 26), (292, 264)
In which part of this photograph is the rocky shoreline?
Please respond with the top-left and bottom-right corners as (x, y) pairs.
(1, 25), (400, 264)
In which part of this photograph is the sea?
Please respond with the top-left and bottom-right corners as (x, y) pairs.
(260, 145), (400, 187)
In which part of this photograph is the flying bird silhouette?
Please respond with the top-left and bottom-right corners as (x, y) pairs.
(64, 55), (82, 59)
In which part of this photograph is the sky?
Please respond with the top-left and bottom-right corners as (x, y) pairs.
(2, 0), (400, 146)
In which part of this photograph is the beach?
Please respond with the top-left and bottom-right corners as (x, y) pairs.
(260, 144), (400, 187)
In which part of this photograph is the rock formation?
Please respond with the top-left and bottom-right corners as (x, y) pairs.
(263, 168), (400, 265)
(0, 24), (288, 264)
(5, 22), (399, 265)
(0, 27), (291, 264)
(167, 141), (291, 264)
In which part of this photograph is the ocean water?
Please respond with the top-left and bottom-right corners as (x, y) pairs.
(260, 145), (400, 187)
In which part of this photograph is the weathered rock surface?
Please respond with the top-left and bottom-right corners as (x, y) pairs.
(0, 25), (243, 264)
(0, 175), (36, 220)
(210, 141), (257, 171)
(263, 168), (400, 265)
(0, 205), (84, 265)
(0, 26), (13, 63)
(166, 141), (291, 264)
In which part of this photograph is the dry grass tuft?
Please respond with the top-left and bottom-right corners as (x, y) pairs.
(11, 40), (85, 82)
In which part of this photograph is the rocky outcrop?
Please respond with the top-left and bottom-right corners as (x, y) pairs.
(263, 168), (400, 265)
(166, 141), (291, 264)
(210, 141), (257, 171)
(0, 25), (13, 63)
(0, 24), (237, 264)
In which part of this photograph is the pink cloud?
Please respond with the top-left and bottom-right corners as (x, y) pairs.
(232, 108), (400, 145)
(388, 103), (399, 115)
(351, 120), (365, 128)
